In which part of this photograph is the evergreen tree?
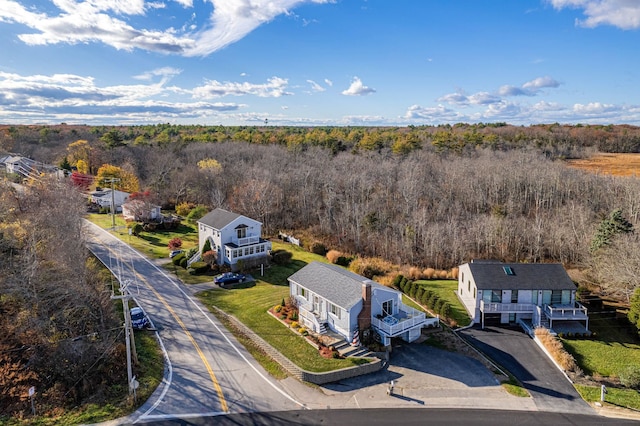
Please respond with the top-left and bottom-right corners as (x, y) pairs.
(590, 209), (634, 253)
(629, 288), (640, 336)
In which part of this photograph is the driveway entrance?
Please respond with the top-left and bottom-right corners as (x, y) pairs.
(458, 325), (594, 414)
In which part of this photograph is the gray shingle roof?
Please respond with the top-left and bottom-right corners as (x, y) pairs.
(197, 208), (243, 230)
(466, 261), (576, 291)
(288, 261), (393, 309)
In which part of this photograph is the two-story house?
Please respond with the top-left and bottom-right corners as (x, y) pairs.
(458, 260), (589, 334)
(197, 208), (271, 270)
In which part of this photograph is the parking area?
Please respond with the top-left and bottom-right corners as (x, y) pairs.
(458, 325), (594, 414)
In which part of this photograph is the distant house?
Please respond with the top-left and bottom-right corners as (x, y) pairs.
(289, 262), (438, 346)
(0, 155), (35, 176)
(457, 260), (589, 334)
(121, 199), (161, 222)
(89, 188), (130, 212)
(197, 208), (271, 270)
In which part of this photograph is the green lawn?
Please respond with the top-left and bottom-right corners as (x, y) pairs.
(575, 384), (640, 411)
(197, 281), (368, 372)
(561, 318), (640, 410)
(86, 213), (199, 259)
(413, 280), (471, 326)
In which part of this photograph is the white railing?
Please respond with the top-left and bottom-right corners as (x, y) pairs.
(480, 301), (535, 313)
(298, 301), (323, 333)
(544, 302), (588, 320)
(372, 305), (427, 337)
(237, 236), (260, 246)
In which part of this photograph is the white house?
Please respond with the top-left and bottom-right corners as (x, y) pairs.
(288, 261), (436, 347)
(89, 188), (130, 212)
(197, 208), (271, 270)
(121, 199), (161, 222)
(458, 260), (589, 334)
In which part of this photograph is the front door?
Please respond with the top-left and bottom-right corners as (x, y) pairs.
(313, 296), (320, 314)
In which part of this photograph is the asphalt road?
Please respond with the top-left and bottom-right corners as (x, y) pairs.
(458, 325), (594, 414)
(84, 221), (303, 423)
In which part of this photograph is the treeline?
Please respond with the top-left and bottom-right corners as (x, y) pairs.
(3, 122), (640, 162)
(0, 179), (124, 416)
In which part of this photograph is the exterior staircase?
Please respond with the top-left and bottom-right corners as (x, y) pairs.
(333, 339), (373, 358)
(317, 322), (327, 334)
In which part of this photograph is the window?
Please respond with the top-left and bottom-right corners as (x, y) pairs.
(329, 303), (341, 319)
(382, 300), (393, 317)
(551, 290), (562, 305)
(473, 287), (476, 298)
(491, 290), (501, 303)
(511, 290), (518, 303)
(461, 272), (464, 283)
(244, 248), (249, 256)
(237, 227), (247, 239)
(249, 246), (254, 255)
(468, 280), (470, 292)
(503, 266), (515, 276)
(299, 287), (307, 299)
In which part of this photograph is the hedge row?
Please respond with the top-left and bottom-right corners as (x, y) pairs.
(393, 274), (451, 318)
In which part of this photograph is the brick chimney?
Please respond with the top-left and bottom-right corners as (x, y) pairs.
(358, 281), (372, 331)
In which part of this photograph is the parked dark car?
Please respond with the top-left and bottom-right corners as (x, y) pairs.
(130, 307), (149, 329)
(214, 272), (246, 286)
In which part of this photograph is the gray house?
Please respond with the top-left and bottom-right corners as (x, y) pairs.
(289, 262), (436, 346)
(458, 260), (589, 334)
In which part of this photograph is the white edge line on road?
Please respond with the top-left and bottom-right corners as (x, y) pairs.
(87, 222), (306, 410)
(83, 225), (174, 423)
(141, 411), (227, 420)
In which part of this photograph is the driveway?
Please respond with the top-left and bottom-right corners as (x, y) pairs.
(458, 325), (595, 414)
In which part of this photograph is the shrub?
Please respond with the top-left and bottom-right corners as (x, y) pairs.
(172, 253), (185, 265)
(408, 266), (422, 280)
(186, 205), (208, 221)
(131, 222), (143, 236)
(290, 310), (299, 321)
(326, 249), (342, 264)
(619, 365), (640, 389)
(175, 202), (195, 217)
(185, 247), (197, 259)
(168, 237), (182, 251)
(291, 321), (299, 329)
(299, 328), (308, 336)
(427, 294), (440, 310)
(392, 274), (403, 288)
(415, 288), (424, 302)
(202, 250), (217, 266)
(280, 314), (287, 320)
(435, 298), (446, 313)
(450, 267), (459, 279)
(202, 239), (212, 254)
(190, 261), (210, 274)
(535, 328), (578, 372)
(423, 268), (435, 279)
(274, 305), (282, 313)
(179, 257), (188, 269)
(349, 257), (393, 279)
(336, 256), (352, 267)
(439, 302), (451, 318)
(421, 290), (433, 306)
(309, 241), (327, 256)
(408, 281), (419, 298)
(399, 277), (409, 293)
(271, 249), (293, 265)
(437, 270), (448, 279)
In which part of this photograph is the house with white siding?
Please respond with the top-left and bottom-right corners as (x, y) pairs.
(197, 208), (271, 270)
(458, 260), (589, 334)
(288, 262), (437, 347)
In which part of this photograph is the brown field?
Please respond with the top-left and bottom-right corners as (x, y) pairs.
(566, 153), (640, 177)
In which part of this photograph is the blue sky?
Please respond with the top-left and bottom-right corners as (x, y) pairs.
(0, 0), (639, 126)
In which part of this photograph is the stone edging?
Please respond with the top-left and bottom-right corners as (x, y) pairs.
(210, 305), (382, 385)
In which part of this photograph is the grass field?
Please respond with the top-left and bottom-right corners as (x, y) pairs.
(561, 318), (640, 410)
(566, 153), (640, 177)
(86, 213), (199, 259)
(412, 280), (471, 327)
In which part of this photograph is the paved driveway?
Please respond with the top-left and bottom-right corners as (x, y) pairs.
(458, 325), (595, 414)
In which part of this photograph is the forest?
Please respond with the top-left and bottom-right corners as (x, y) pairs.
(1, 122), (640, 418)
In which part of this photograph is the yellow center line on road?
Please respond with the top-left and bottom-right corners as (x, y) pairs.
(89, 234), (228, 413)
(140, 276), (228, 413)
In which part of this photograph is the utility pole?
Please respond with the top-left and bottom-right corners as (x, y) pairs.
(103, 177), (121, 229)
(111, 279), (138, 397)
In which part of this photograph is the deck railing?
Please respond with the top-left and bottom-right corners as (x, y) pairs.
(544, 302), (588, 320)
(480, 301), (535, 313)
(372, 305), (430, 336)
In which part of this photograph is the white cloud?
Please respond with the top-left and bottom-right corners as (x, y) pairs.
(192, 76), (292, 98)
(522, 76), (560, 90)
(0, 0), (335, 56)
(0, 70), (244, 124)
(133, 67), (182, 82)
(306, 79), (325, 92)
(549, 0), (640, 29)
(437, 92), (469, 105)
(324, 78), (333, 86)
(342, 76), (376, 96)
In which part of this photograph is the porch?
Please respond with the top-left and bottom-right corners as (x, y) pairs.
(372, 304), (433, 340)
